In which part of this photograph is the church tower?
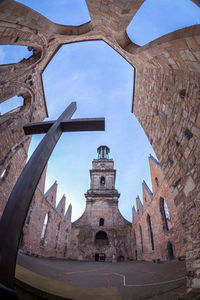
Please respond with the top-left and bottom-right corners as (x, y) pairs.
(85, 145), (120, 222)
(69, 146), (132, 261)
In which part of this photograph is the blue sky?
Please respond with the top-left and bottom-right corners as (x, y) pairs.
(0, 0), (199, 221)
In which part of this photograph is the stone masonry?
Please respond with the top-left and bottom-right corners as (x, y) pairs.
(69, 146), (132, 262)
(21, 166), (72, 259)
(132, 155), (185, 262)
(0, 0), (199, 291)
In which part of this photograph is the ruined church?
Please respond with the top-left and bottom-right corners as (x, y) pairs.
(20, 145), (184, 264)
(0, 0), (200, 297)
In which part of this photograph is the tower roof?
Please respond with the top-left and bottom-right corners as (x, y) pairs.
(97, 145), (110, 160)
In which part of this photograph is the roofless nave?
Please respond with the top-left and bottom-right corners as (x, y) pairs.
(0, 0), (200, 299)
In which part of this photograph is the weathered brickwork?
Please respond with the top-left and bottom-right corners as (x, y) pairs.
(132, 156), (185, 262)
(0, 0), (199, 291)
(69, 146), (132, 261)
(133, 69), (200, 289)
(21, 167), (72, 258)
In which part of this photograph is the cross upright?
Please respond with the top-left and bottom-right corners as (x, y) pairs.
(0, 102), (105, 296)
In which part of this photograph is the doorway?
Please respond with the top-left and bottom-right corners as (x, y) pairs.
(95, 253), (105, 262)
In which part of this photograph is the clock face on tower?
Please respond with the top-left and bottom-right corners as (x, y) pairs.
(101, 164), (105, 168)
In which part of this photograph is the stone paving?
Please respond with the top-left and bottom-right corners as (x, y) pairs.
(17, 253), (187, 299)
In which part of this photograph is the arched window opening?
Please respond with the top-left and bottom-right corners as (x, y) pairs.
(0, 96), (24, 115)
(40, 213), (49, 246)
(99, 218), (104, 226)
(155, 177), (159, 187)
(147, 214), (154, 251)
(95, 231), (109, 246)
(160, 198), (171, 231)
(100, 176), (105, 185)
(139, 225), (143, 253)
(0, 45), (33, 65)
(167, 241), (174, 260)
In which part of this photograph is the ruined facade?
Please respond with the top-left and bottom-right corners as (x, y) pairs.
(0, 0), (199, 292)
(20, 166), (72, 258)
(132, 155), (185, 262)
(69, 146), (132, 262)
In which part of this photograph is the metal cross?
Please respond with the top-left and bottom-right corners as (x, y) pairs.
(0, 102), (105, 294)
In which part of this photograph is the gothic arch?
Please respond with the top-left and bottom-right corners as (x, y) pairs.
(95, 231), (109, 246)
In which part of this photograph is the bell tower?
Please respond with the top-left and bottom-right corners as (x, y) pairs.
(70, 146), (132, 262)
(87, 145), (120, 200)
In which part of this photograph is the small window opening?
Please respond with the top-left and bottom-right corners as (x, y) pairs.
(155, 177), (159, 187)
(100, 176), (105, 185)
(0, 169), (6, 179)
(99, 218), (104, 226)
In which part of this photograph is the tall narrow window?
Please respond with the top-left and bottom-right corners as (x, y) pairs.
(26, 210), (32, 225)
(99, 218), (104, 226)
(55, 222), (61, 249)
(100, 176), (105, 185)
(160, 197), (170, 231)
(40, 213), (49, 246)
(133, 229), (137, 247)
(139, 225), (143, 253)
(155, 177), (159, 187)
(147, 214), (154, 251)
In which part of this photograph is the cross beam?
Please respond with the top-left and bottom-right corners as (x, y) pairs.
(23, 118), (105, 135)
(0, 102), (105, 293)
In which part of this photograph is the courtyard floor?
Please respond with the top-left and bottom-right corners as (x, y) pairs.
(17, 253), (187, 300)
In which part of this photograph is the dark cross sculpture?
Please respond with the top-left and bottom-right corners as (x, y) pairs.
(0, 102), (105, 297)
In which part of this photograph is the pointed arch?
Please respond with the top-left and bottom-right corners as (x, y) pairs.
(95, 231), (109, 246)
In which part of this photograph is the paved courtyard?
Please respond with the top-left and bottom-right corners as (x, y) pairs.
(17, 253), (187, 299)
